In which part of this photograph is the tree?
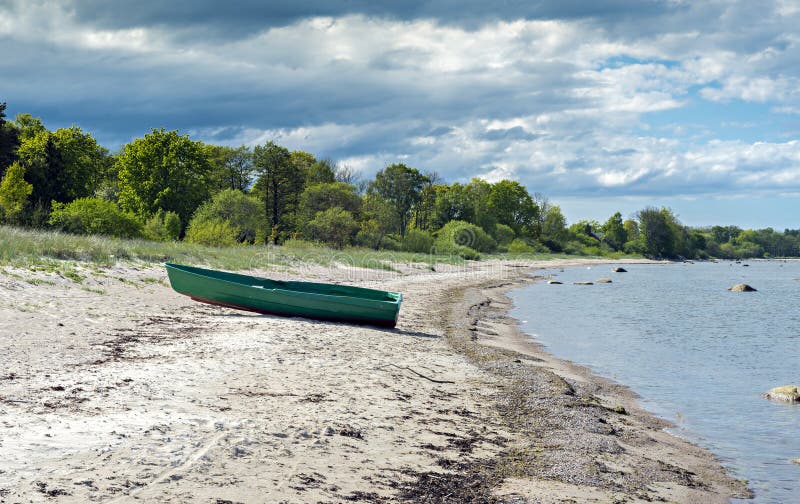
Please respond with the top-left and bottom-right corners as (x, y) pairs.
(531, 192), (551, 239)
(0, 161), (32, 223)
(601, 212), (626, 251)
(636, 206), (680, 258)
(306, 207), (359, 248)
(50, 126), (108, 201)
(13, 113), (46, 142)
(117, 128), (211, 228)
(487, 180), (538, 236)
(334, 163), (362, 189)
(368, 163), (428, 237)
(16, 131), (69, 215)
(252, 141), (306, 243)
(541, 205), (568, 247)
(0, 102), (20, 176)
(306, 158), (338, 186)
(434, 183), (474, 227)
(623, 219), (639, 241)
(205, 145), (253, 192)
(48, 197), (143, 238)
(465, 178), (496, 234)
(186, 189), (266, 244)
(298, 182), (361, 227)
(412, 171), (440, 231)
(356, 194), (398, 249)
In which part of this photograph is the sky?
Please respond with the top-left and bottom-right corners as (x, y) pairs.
(1, 0), (799, 229)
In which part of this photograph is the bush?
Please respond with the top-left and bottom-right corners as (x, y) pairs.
(563, 240), (587, 255)
(143, 209), (181, 241)
(49, 197), (143, 238)
(493, 223), (516, 246)
(623, 239), (646, 255)
(507, 238), (536, 254)
(402, 229), (434, 253)
(435, 220), (496, 253)
(306, 207), (359, 248)
(188, 189), (266, 244)
(379, 235), (403, 251)
(184, 218), (238, 246)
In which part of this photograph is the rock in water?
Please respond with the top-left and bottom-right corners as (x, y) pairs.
(613, 267), (627, 272)
(763, 385), (800, 403)
(728, 284), (757, 292)
(596, 278), (612, 283)
(573, 281), (593, 285)
(547, 280), (563, 285)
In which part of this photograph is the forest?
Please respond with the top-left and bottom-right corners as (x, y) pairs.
(0, 102), (798, 260)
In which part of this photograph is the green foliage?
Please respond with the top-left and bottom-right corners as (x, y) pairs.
(569, 219), (601, 237)
(306, 207), (359, 248)
(368, 163), (429, 237)
(298, 182), (361, 228)
(184, 218), (238, 247)
(305, 158), (337, 186)
(0, 162), (32, 223)
(143, 209), (181, 241)
(434, 182), (474, 227)
(541, 205), (567, 248)
(435, 220), (496, 254)
(252, 141), (306, 243)
(356, 194), (399, 249)
(13, 113), (46, 142)
(117, 128), (211, 227)
(636, 206), (680, 258)
(0, 103), (20, 174)
(187, 189), (266, 244)
(601, 212), (627, 251)
(493, 223), (516, 246)
(205, 144), (253, 192)
(623, 219), (639, 241)
(402, 229), (434, 253)
(623, 239), (646, 255)
(487, 180), (538, 235)
(48, 197), (143, 238)
(507, 238), (536, 254)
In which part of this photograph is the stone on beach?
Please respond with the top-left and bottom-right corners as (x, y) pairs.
(613, 267), (627, 272)
(762, 385), (800, 403)
(728, 284), (757, 292)
(595, 278), (612, 283)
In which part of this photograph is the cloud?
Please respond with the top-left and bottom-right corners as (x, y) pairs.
(1, 0), (800, 215)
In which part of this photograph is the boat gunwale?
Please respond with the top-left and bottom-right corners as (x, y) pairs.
(164, 263), (403, 307)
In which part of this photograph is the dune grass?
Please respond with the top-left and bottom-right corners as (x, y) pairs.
(0, 226), (477, 271)
(0, 225), (625, 274)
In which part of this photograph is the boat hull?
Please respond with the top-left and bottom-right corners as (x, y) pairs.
(165, 263), (402, 327)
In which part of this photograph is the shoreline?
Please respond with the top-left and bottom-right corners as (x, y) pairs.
(0, 257), (750, 502)
(450, 268), (752, 502)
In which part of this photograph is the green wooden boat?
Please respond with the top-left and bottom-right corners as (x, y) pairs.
(164, 263), (402, 327)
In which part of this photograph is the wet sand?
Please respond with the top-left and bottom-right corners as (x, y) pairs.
(0, 258), (750, 502)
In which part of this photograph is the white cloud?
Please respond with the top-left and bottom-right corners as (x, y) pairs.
(2, 0), (800, 208)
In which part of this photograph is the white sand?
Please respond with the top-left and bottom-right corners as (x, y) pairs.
(0, 258), (747, 502)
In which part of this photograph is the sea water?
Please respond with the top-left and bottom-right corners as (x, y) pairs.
(509, 261), (800, 503)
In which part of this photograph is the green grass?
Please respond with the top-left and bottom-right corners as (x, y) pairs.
(0, 226), (484, 271)
(0, 225), (635, 273)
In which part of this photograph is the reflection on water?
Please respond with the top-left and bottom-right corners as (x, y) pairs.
(510, 261), (800, 503)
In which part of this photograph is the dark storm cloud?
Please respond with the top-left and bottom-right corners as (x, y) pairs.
(70, 0), (672, 37)
(2, 0), (800, 207)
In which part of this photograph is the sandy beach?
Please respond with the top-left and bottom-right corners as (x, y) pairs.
(0, 258), (750, 503)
